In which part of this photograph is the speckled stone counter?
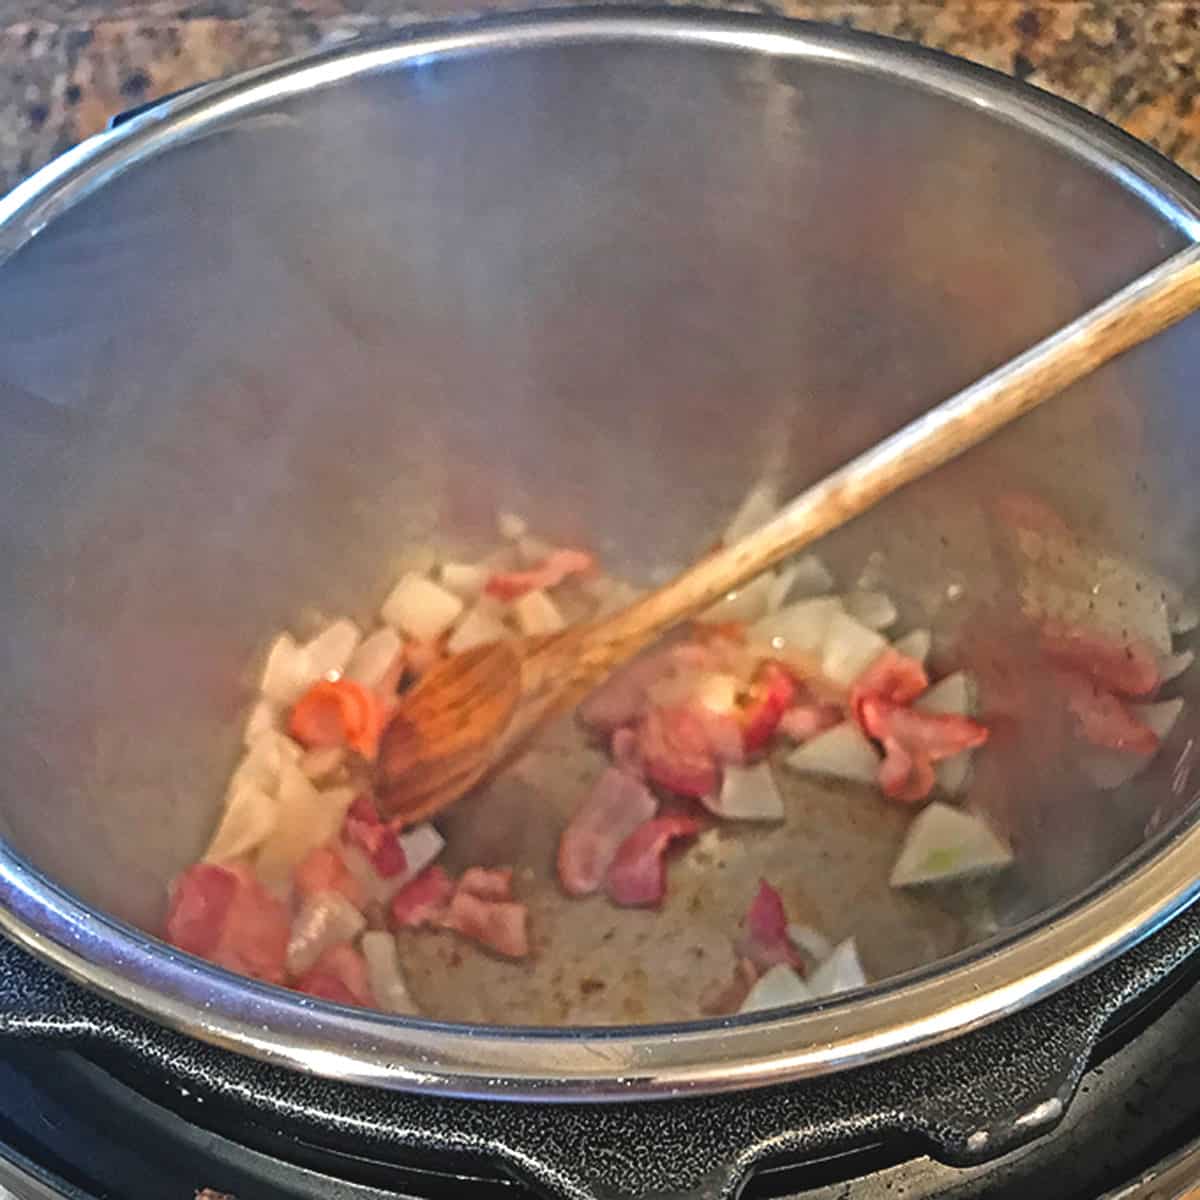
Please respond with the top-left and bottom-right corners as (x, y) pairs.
(1, 1), (1199, 193)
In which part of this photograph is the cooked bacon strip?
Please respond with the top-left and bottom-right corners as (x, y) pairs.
(439, 889), (529, 959)
(605, 813), (703, 908)
(1056, 670), (1159, 754)
(294, 943), (374, 1007)
(458, 866), (514, 901)
(558, 767), (658, 897)
(849, 648), (928, 727)
(739, 661), (797, 754)
(736, 880), (803, 971)
(638, 705), (722, 798)
(293, 844), (367, 910)
(342, 793), (408, 878)
(1039, 619), (1159, 698)
(389, 865), (455, 929)
(485, 548), (595, 601)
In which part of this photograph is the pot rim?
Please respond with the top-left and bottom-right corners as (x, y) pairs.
(1, 6), (1199, 1102)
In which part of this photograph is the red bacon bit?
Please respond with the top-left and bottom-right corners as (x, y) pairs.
(165, 863), (289, 984)
(557, 768), (658, 897)
(389, 865), (455, 929)
(736, 880), (803, 971)
(458, 866), (514, 902)
(485, 548), (595, 601)
(1039, 620), (1160, 698)
(778, 703), (842, 743)
(1056, 670), (1159, 754)
(859, 697), (990, 803)
(295, 943), (374, 1007)
(638, 705), (721, 798)
(605, 813), (703, 908)
(293, 844), (367, 910)
(739, 661), (797, 754)
(439, 889), (529, 959)
(850, 649), (929, 728)
(343, 793), (408, 878)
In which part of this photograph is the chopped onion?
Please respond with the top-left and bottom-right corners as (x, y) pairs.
(890, 802), (1013, 887)
(345, 627), (404, 691)
(360, 930), (418, 1015)
(723, 482), (778, 545)
(702, 762), (785, 822)
(447, 601), (509, 653)
(203, 781), (277, 863)
(777, 554), (836, 603)
(1137, 697), (1186, 741)
(439, 561), (489, 600)
(233, 730), (302, 794)
(916, 672), (976, 797)
(497, 511), (528, 540)
(821, 611), (889, 689)
(738, 963), (812, 1014)
(751, 596), (843, 660)
(841, 592), (898, 631)
(892, 629), (932, 665)
(1170, 600), (1199, 635)
(260, 633), (310, 706)
(513, 589), (567, 636)
(300, 746), (345, 783)
(784, 722), (881, 786)
(1160, 648), (1195, 683)
(286, 890), (365, 976)
(704, 574), (774, 625)
(243, 698), (278, 745)
(807, 938), (868, 998)
(303, 619), (362, 680)
(380, 573), (464, 641)
(1081, 698), (1186, 790)
(396, 823), (446, 886)
(786, 923), (833, 964)
(255, 765), (356, 888)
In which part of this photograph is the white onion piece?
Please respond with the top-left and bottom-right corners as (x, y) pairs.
(513, 589), (567, 636)
(447, 601), (509, 654)
(784, 722), (881, 786)
(1160, 648), (1195, 683)
(233, 730), (302, 794)
(751, 597), (843, 660)
(841, 591), (898, 631)
(380, 573), (464, 641)
(1138, 697), (1186, 741)
(345, 627), (404, 691)
(704, 574), (774, 625)
(807, 938), (868, 998)
(243, 698), (278, 746)
(396, 823), (446, 886)
(890, 802), (1013, 887)
(285, 890), (365, 976)
(255, 767), (356, 888)
(739, 964), (812, 1014)
(260, 633), (310, 706)
(1083, 698), (1186, 790)
(783, 554), (836, 601)
(204, 781), (277, 863)
(437, 562), (487, 600)
(915, 671), (976, 797)
(786, 923), (833, 964)
(300, 746), (345, 784)
(934, 754), (972, 797)
(821, 611), (889, 689)
(360, 931), (418, 1015)
(1170, 600), (1199, 635)
(723, 482), (778, 545)
(702, 762), (785, 822)
(497, 511), (528, 540)
(892, 629), (932, 665)
(303, 619), (362, 681)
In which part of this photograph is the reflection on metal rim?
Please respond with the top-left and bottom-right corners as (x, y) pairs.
(1, 8), (1199, 1101)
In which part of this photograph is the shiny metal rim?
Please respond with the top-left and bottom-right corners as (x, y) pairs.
(1, 8), (1199, 1101)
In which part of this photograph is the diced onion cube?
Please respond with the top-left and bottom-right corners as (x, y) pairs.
(513, 590), (567, 636)
(380, 573), (464, 641)
(345, 627), (404, 691)
(204, 781), (277, 863)
(361, 931), (418, 1015)
(785, 722), (881, 786)
(447, 601), (510, 653)
(822, 612), (889, 689)
(303, 619), (362, 681)
(286, 891), (366, 976)
(739, 964), (812, 1014)
(439, 562), (489, 600)
(890, 802), (1013, 887)
(702, 761), (785, 822)
(260, 633), (310, 706)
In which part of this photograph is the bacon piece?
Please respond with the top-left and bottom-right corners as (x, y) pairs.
(1039, 620), (1159, 698)
(166, 863), (289, 984)
(293, 844), (367, 910)
(605, 813), (703, 908)
(638, 705), (722, 798)
(778, 703), (842, 742)
(458, 866), (514, 901)
(736, 880), (803, 971)
(485, 548), (595, 601)
(295, 943), (374, 1007)
(439, 889), (529, 959)
(859, 697), (989, 803)
(739, 661), (798, 754)
(700, 956), (760, 1015)
(849, 648), (928, 728)
(342, 793), (408, 878)
(389, 865), (455, 929)
(557, 768), (658, 897)
(579, 643), (712, 733)
(1056, 670), (1159, 754)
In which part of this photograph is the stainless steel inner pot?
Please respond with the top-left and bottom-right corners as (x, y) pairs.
(0, 8), (1199, 1099)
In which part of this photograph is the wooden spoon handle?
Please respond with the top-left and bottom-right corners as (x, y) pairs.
(591, 239), (1200, 652)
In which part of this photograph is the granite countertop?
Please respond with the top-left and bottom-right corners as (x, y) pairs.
(1, 0), (1199, 194)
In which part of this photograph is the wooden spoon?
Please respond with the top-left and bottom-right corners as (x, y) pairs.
(376, 241), (1200, 824)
